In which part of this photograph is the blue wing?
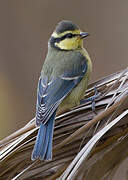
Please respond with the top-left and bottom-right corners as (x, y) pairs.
(36, 60), (87, 125)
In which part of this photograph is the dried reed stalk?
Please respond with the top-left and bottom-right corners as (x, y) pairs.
(0, 67), (128, 180)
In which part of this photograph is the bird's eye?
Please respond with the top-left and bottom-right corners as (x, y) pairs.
(66, 33), (73, 38)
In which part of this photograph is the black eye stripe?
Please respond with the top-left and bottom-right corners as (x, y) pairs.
(62, 33), (78, 39)
(50, 33), (79, 44)
(66, 33), (74, 38)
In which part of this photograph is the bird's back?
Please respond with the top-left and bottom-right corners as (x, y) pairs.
(41, 46), (91, 80)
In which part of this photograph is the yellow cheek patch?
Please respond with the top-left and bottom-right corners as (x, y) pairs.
(52, 30), (81, 38)
(55, 37), (83, 50)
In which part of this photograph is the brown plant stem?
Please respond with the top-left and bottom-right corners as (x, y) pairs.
(53, 94), (127, 152)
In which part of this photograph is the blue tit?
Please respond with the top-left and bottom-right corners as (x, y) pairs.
(31, 20), (92, 161)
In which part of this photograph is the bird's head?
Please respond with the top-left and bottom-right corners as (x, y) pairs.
(49, 20), (89, 51)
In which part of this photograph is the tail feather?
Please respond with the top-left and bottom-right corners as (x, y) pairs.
(44, 114), (54, 160)
(31, 124), (46, 160)
(31, 111), (56, 161)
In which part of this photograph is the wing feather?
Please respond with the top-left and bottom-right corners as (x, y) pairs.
(36, 59), (87, 125)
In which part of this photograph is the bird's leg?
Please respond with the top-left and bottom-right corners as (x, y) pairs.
(80, 86), (100, 112)
(91, 86), (98, 112)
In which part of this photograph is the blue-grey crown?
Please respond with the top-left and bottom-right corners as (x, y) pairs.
(55, 20), (79, 34)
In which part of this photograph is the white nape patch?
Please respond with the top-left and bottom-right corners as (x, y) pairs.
(52, 32), (58, 38)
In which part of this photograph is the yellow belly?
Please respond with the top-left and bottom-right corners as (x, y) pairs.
(58, 48), (92, 114)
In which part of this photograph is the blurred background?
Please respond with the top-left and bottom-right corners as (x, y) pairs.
(0, 0), (128, 139)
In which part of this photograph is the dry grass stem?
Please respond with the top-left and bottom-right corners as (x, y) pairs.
(0, 67), (128, 180)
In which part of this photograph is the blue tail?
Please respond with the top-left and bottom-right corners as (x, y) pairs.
(31, 111), (56, 161)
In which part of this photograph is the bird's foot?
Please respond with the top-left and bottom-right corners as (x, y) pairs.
(80, 86), (100, 113)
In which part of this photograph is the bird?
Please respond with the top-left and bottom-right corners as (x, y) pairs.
(31, 20), (92, 161)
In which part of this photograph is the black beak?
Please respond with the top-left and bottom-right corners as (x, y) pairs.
(80, 32), (89, 39)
